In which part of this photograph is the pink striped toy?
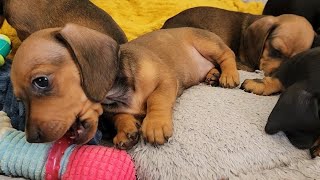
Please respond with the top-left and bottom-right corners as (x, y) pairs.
(0, 111), (136, 180)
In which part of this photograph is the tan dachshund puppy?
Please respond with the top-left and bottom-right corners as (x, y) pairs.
(162, 7), (315, 93)
(11, 24), (239, 149)
(0, 0), (127, 56)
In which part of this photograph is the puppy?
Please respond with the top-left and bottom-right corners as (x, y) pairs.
(263, 0), (320, 31)
(248, 47), (320, 158)
(11, 24), (239, 149)
(0, 0), (127, 53)
(162, 7), (315, 79)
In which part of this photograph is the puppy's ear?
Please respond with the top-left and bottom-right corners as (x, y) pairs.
(242, 16), (277, 67)
(266, 81), (320, 148)
(56, 23), (119, 102)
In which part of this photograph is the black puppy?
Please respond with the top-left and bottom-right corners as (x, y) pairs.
(263, 0), (320, 31)
(265, 47), (320, 158)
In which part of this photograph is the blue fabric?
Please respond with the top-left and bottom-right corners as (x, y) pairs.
(0, 130), (50, 180)
(0, 61), (102, 145)
(0, 61), (25, 131)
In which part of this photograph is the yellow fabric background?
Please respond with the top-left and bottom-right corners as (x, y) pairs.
(0, 0), (264, 51)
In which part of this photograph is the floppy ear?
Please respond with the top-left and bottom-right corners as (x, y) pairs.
(241, 16), (277, 68)
(266, 81), (320, 148)
(56, 23), (120, 102)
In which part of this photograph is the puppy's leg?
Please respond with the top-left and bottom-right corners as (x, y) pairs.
(240, 77), (283, 95)
(113, 113), (140, 149)
(141, 78), (176, 145)
(192, 30), (239, 88)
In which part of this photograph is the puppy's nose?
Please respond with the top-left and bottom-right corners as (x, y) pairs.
(26, 129), (42, 143)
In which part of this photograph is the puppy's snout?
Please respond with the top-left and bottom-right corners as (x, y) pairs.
(26, 127), (43, 143)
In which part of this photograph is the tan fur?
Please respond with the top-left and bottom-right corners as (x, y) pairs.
(11, 24), (238, 148)
(241, 77), (283, 96)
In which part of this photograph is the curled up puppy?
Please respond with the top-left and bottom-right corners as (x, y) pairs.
(11, 24), (239, 149)
(162, 6), (315, 93)
(0, 0), (127, 55)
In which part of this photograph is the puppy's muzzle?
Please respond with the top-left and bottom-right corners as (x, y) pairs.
(26, 126), (43, 143)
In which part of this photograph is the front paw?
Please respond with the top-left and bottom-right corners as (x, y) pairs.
(240, 79), (268, 95)
(141, 117), (173, 145)
(205, 68), (221, 87)
(219, 70), (239, 88)
(113, 121), (140, 150)
(310, 144), (320, 159)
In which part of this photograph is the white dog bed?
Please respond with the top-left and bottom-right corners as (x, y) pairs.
(129, 70), (320, 180)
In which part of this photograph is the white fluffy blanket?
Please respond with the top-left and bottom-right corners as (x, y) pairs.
(129, 70), (320, 180)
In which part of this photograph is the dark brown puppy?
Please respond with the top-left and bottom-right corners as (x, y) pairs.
(11, 24), (239, 149)
(162, 7), (315, 78)
(0, 0), (127, 54)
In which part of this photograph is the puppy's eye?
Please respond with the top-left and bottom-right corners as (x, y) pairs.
(32, 76), (49, 89)
(270, 48), (283, 58)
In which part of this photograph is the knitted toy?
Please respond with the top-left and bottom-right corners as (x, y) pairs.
(0, 34), (11, 66)
(0, 111), (136, 180)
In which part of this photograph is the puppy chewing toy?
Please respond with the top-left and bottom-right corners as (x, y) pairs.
(0, 111), (136, 180)
(0, 35), (11, 66)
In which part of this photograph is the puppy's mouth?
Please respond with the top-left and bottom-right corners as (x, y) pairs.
(65, 118), (90, 144)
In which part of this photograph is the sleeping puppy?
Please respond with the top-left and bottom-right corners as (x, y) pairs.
(249, 47), (320, 158)
(10, 24), (239, 149)
(0, 0), (127, 54)
(263, 0), (320, 31)
(162, 7), (315, 78)
(241, 36), (320, 95)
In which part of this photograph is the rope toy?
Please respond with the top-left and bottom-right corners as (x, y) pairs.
(0, 111), (136, 180)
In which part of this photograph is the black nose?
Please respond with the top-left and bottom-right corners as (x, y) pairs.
(26, 129), (42, 143)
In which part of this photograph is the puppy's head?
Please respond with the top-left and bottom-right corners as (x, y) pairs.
(265, 81), (320, 149)
(11, 24), (119, 144)
(244, 14), (314, 75)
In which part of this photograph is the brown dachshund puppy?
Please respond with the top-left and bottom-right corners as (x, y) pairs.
(162, 7), (315, 90)
(11, 24), (239, 149)
(0, 0), (127, 55)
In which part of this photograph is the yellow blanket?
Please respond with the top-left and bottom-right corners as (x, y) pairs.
(0, 0), (264, 52)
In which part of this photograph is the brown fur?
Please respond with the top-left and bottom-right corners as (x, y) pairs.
(11, 24), (239, 149)
(0, 0), (127, 56)
(162, 7), (315, 76)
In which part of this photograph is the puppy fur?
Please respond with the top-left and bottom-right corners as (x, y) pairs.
(11, 24), (239, 149)
(162, 7), (315, 85)
(0, 0), (127, 55)
(245, 47), (320, 158)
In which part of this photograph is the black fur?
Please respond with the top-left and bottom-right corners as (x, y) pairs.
(266, 47), (320, 154)
(263, 0), (320, 31)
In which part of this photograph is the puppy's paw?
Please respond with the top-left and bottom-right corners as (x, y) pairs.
(310, 144), (320, 159)
(205, 68), (221, 87)
(141, 117), (173, 145)
(240, 78), (280, 96)
(113, 121), (140, 150)
(219, 70), (239, 88)
(240, 79), (266, 95)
